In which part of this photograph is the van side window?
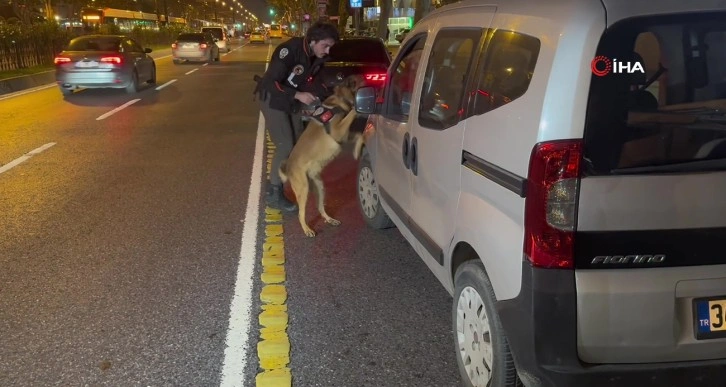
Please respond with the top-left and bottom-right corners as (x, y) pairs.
(385, 37), (427, 118)
(418, 28), (482, 130)
(471, 31), (540, 115)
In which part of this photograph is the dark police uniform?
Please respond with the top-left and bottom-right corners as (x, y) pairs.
(254, 37), (330, 113)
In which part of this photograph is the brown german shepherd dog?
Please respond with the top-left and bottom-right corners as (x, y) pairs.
(279, 75), (365, 237)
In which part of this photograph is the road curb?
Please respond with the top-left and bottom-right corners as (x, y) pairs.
(0, 71), (56, 96)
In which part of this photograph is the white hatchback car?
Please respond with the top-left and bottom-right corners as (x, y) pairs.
(355, 0), (726, 386)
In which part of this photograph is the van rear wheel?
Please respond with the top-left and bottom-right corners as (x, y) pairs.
(453, 261), (521, 387)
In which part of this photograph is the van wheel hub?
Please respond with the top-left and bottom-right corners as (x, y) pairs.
(457, 286), (493, 386)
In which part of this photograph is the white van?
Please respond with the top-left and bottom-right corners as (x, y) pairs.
(201, 26), (230, 52)
(354, 0), (726, 386)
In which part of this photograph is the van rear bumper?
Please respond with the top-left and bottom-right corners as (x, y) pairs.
(496, 262), (726, 387)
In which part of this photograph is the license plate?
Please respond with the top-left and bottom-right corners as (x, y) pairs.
(75, 61), (98, 68)
(694, 297), (726, 340)
(183, 43), (194, 48)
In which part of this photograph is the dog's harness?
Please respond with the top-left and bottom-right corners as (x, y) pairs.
(303, 97), (355, 143)
(309, 105), (347, 136)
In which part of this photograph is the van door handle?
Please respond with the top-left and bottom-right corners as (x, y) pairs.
(410, 137), (418, 176)
(402, 132), (411, 169)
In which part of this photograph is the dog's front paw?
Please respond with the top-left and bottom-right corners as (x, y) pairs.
(303, 227), (316, 237)
(325, 218), (341, 226)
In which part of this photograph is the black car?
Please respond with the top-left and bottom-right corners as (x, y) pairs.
(310, 37), (391, 131)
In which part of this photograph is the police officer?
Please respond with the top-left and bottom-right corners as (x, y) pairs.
(255, 21), (339, 212)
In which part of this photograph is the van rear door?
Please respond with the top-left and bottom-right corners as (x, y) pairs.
(575, 10), (726, 364)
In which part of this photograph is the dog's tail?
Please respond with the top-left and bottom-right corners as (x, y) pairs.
(279, 159), (289, 183)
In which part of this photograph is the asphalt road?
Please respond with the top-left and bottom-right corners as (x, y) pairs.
(0, 38), (460, 386)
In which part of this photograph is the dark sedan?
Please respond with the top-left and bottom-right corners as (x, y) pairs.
(54, 35), (156, 96)
(309, 37), (391, 130)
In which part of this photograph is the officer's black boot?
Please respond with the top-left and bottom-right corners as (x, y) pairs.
(266, 184), (298, 212)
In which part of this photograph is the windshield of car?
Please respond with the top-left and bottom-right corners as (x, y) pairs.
(329, 40), (389, 64)
(67, 37), (121, 51)
(202, 28), (224, 40)
(177, 33), (205, 42)
(584, 12), (726, 175)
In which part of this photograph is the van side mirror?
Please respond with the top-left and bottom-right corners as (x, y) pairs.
(356, 87), (376, 114)
(144, 48), (152, 53)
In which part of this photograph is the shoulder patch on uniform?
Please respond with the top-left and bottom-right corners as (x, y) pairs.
(279, 48), (289, 59)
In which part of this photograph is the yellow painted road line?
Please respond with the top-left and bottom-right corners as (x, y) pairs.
(256, 132), (293, 386)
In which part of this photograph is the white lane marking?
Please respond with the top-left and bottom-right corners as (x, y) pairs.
(203, 63), (209, 67)
(0, 142), (56, 175)
(220, 61), (268, 387)
(0, 83), (57, 101)
(155, 79), (177, 91)
(96, 99), (141, 121)
(185, 68), (199, 75)
(265, 43), (273, 62)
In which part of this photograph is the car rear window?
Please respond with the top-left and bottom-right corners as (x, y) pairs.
(202, 28), (224, 40)
(329, 40), (389, 64)
(584, 11), (726, 175)
(178, 33), (205, 42)
(67, 37), (121, 51)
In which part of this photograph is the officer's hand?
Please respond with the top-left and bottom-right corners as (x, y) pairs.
(294, 91), (317, 105)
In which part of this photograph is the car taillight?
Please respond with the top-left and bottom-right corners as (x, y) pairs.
(523, 139), (583, 269)
(171, 43), (178, 49)
(200, 43), (208, 49)
(100, 56), (122, 64)
(54, 56), (71, 64)
(365, 73), (386, 82)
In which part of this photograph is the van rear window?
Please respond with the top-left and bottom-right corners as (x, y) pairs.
(583, 12), (726, 175)
(202, 28), (224, 40)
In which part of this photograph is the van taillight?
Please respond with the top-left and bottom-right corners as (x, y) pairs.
(200, 43), (208, 49)
(523, 140), (583, 269)
(171, 43), (178, 49)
